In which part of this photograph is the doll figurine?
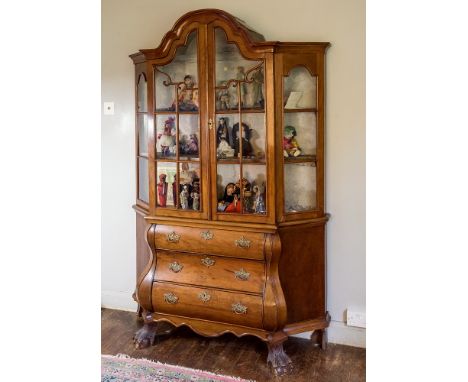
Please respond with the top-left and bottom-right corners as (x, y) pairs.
(283, 125), (302, 157)
(181, 134), (199, 155)
(253, 183), (266, 214)
(191, 191), (200, 210)
(177, 75), (199, 111)
(157, 173), (168, 207)
(232, 122), (254, 158)
(158, 117), (176, 157)
(216, 117), (231, 146)
(249, 67), (264, 108)
(217, 82), (231, 110)
(217, 182), (241, 213)
(236, 66), (248, 107)
(180, 184), (189, 209)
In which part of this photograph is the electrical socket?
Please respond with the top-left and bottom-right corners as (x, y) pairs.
(346, 310), (366, 328)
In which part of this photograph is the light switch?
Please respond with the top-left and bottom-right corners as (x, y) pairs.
(104, 102), (114, 115)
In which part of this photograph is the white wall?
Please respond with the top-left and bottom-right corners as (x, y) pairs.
(102, 0), (365, 347)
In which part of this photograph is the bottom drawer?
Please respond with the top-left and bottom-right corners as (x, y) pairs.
(153, 282), (263, 328)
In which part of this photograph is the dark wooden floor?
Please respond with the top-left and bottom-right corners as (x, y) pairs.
(101, 308), (365, 381)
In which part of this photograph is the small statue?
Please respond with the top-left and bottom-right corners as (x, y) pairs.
(232, 122), (254, 158)
(180, 184), (189, 209)
(191, 191), (200, 210)
(217, 182), (241, 213)
(216, 117), (231, 146)
(283, 125), (302, 157)
(157, 117), (176, 157)
(181, 133), (199, 156)
(177, 75), (199, 111)
(217, 82), (231, 110)
(253, 183), (266, 214)
(157, 173), (168, 207)
(249, 67), (264, 108)
(236, 66), (248, 107)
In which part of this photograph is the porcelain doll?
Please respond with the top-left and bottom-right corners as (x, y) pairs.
(217, 182), (240, 212)
(249, 67), (264, 108)
(236, 66), (248, 107)
(232, 122), (254, 158)
(253, 183), (266, 214)
(191, 191), (200, 210)
(158, 117), (176, 157)
(157, 173), (168, 207)
(283, 125), (302, 157)
(180, 184), (190, 209)
(177, 75), (199, 111)
(181, 134), (199, 155)
(217, 82), (231, 110)
(216, 117), (231, 146)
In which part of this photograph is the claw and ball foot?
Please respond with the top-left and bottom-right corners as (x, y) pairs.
(267, 342), (293, 376)
(133, 321), (175, 349)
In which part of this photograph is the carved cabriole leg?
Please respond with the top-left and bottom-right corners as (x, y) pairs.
(133, 311), (175, 349)
(310, 328), (328, 350)
(266, 332), (292, 376)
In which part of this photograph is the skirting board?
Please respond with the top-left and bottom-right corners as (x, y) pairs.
(101, 291), (366, 348)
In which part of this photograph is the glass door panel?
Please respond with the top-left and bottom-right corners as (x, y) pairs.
(137, 113), (148, 157)
(154, 29), (202, 214)
(283, 66), (318, 213)
(138, 158), (149, 203)
(137, 73), (147, 112)
(214, 28), (267, 216)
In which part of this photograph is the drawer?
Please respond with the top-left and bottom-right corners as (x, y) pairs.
(153, 282), (264, 328)
(155, 251), (265, 294)
(154, 225), (265, 260)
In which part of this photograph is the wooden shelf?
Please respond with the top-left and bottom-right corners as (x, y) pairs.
(284, 108), (317, 113)
(216, 108), (265, 114)
(155, 156), (200, 163)
(284, 155), (317, 164)
(155, 110), (199, 115)
(217, 158), (266, 165)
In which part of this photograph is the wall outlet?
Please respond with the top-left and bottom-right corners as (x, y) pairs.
(346, 310), (366, 328)
(104, 102), (114, 115)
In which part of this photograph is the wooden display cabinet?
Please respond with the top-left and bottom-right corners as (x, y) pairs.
(130, 9), (330, 374)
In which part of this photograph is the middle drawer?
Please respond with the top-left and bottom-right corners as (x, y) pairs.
(155, 251), (265, 294)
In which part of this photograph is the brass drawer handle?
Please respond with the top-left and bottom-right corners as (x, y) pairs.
(167, 231), (180, 243)
(234, 268), (250, 281)
(201, 257), (215, 267)
(198, 291), (211, 302)
(168, 261), (183, 273)
(232, 302), (248, 314)
(200, 230), (214, 240)
(235, 236), (251, 249)
(163, 292), (178, 304)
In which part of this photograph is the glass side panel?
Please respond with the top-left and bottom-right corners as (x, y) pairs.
(137, 73), (147, 112)
(283, 66), (318, 214)
(178, 162), (201, 211)
(283, 66), (317, 109)
(214, 27), (267, 216)
(156, 162), (177, 208)
(138, 158), (149, 203)
(156, 114), (177, 159)
(155, 30), (198, 112)
(137, 113), (148, 157)
(284, 163), (316, 212)
(179, 114), (199, 160)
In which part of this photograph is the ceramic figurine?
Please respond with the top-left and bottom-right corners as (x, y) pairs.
(217, 182), (240, 212)
(181, 133), (199, 156)
(191, 191), (200, 210)
(232, 122), (254, 158)
(283, 125), (302, 157)
(216, 117), (231, 146)
(253, 183), (266, 214)
(158, 117), (176, 157)
(249, 67), (264, 108)
(157, 173), (168, 207)
(180, 184), (189, 209)
(236, 66), (248, 107)
(177, 75), (199, 111)
(217, 82), (231, 110)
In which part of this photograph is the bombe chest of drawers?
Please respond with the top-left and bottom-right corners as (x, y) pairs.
(130, 9), (330, 374)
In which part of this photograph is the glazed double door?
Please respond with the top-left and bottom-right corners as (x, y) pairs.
(140, 23), (273, 224)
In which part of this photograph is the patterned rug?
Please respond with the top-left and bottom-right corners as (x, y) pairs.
(102, 354), (254, 382)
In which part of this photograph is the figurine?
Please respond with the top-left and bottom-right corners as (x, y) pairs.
(191, 191), (200, 210)
(283, 125), (302, 157)
(216, 117), (231, 146)
(180, 133), (199, 156)
(217, 82), (231, 110)
(157, 117), (176, 157)
(157, 173), (168, 207)
(232, 122), (254, 158)
(236, 66), (248, 107)
(177, 75), (199, 111)
(180, 184), (189, 209)
(249, 67), (264, 108)
(253, 183), (266, 214)
(217, 182), (241, 213)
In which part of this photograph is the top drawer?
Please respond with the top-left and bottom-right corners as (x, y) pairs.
(154, 225), (265, 260)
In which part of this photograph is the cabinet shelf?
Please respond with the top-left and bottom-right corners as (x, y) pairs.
(283, 108), (317, 113)
(217, 158), (266, 165)
(216, 108), (265, 114)
(284, 155), (317, 164)
(155, 110), (199, 115)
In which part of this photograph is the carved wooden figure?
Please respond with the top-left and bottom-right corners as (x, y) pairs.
(131, 9), (330, 375)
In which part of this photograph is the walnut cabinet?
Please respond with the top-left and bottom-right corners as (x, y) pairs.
(130, 9), (330, 374)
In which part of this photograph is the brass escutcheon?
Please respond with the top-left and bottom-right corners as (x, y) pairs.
(232, 302), (248, 314)
(234, 268), (250, 281)
(200, 230), (214, 240)
(198, 291), (211, 302)
(168, 261), (183, 273)
(163, 292), (178, 304)
(167, 231), (180, 243)
(235, 236), (251, 249)
(201, 257), (215, 267)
